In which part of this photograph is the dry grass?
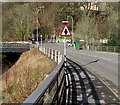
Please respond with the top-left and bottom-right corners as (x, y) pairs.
(2, 48), (54, 103)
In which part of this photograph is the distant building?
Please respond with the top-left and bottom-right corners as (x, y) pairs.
(100, 38), (109, 43)
(80, 2), (107, 12)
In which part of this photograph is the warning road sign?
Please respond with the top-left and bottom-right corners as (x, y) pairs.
(60, 24), (72, 36)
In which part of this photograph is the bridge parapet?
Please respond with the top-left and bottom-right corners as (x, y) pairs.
(0, 42), (32, 53)
(0, 41), (31, 48)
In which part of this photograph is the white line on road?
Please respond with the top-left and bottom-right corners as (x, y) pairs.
(100, 57), (111, 61)
(68, 49), (113, 61)
(92, 71), (119, 100)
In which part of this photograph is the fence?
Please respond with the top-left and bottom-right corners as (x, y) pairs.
(1, 42), (31, 48)
(22, 45), (66, 105)
(34, 45), (63, 64)
(82, 45), (120, 53)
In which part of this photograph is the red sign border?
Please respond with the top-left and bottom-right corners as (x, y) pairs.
(60, 24), (72, 36)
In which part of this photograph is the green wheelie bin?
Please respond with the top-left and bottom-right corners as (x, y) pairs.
(74, 40), (80, 50)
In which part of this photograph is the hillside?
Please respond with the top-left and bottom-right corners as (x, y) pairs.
(2, 48), (54, 103)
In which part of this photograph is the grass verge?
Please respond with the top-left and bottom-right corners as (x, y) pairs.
(2, 48), (54, 103)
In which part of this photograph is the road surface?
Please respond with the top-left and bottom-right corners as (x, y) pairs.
(43, 43), (118, 88)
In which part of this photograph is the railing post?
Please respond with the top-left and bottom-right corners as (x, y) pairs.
(45, 48), (47, 55)
(47, 48), (49, 56)
(39, 45), (41, 52)
(42, 47), (44, 53)
(37, 45), (39, 50)
(51, 49), (54, 60)
(55, 50), (57, 62)
(107, 46), (109, 52)
(58, 52), (61, 64)
(43, 47), (44, 54)
(40, 46), (42, 52)
(114, 46), (116, 52)
(44, 48), (46, 54)
(41, 46), (42, 52)
(60, 55), (63, 62)
(48, 48), (50, 57)
(57, 74), (59, 105)
(101, 46), (102, 51)
(45, 48), (46, 55)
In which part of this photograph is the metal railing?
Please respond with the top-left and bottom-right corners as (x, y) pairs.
(22, 45), (66, 105)
(0, 42), (31, 48)
(32, 45), (63, 64)
(82, 45), (120, 53)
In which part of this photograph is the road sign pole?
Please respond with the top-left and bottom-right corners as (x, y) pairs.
(60, 21), (72, 67)
(64, 37), (67, 67)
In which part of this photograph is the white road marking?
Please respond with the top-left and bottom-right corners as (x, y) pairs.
(96, 86), (102, 88)
(91, 71), (120, 100)
(68, 50), (112, 62)
(95, 51), (118, 55)
(102, 95), (105, 98)
(100, 57), (111, 61)
(100, 100), (105, 103)
(71, 50), (113, 62)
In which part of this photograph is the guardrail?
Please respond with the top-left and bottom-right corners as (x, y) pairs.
(33, 45), (63, 64)
(82, 45), (120, 53)
(22, 45), (66, 104)
(0, 42), (31, 48)
(40, 47), (63, 64)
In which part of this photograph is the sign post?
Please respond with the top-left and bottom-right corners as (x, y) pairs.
(60, 23), (72, 67)
(64, 37), (66, 66)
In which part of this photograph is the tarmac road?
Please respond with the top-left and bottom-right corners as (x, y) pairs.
(43, 43), (119, 87)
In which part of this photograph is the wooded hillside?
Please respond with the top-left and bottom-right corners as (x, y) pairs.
(2, 2), (119, 46)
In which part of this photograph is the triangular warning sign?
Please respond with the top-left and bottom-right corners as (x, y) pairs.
(60, 24), (72, 36)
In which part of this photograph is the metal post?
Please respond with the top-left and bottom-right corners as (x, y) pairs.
(36, 6), (45, 45)
(48, 48), (50, 57)
(55, 50), (57, 62)
(46, 48), (47, 55)
(114, 46), (116, 52)
(58, 52), (61, 64)
(107, 46), (109, 52)
(64, 37), (67, 67)
(43, 48), (45, 54)
(51, 49), (53, 59)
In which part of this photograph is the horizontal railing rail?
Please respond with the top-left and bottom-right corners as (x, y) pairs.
(0, 42), (31, 48)
(22, 44), (65, 105)
(82, 45), (120, 53)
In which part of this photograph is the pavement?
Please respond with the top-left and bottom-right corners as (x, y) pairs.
(64, 59), (120, 104)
